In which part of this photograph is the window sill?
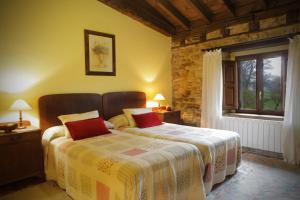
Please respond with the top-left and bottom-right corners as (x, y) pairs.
(223, 113), (283, 121)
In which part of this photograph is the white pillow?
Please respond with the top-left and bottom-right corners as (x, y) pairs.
(42, 125), (65, 143)
(104, 120), (114, 129)
(58, 110), (99, 138)
(42, 125), (66, 169)
(123, 108), (152, 127)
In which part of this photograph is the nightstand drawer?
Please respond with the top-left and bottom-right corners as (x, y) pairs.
(0, 128), (44, 185)
(0, 131), (40, 144)
(156, 111), (181, 124)
(164, 111), (179, 119)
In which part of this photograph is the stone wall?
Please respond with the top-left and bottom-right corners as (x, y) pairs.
(172, 46), (203, 126)
(172, 22), (300, 126)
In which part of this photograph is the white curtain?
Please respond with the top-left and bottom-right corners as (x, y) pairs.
(201, 49), (223, 128)
(282, 35), (300, 165)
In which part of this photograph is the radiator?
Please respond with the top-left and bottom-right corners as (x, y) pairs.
(217, 117), (283, 153)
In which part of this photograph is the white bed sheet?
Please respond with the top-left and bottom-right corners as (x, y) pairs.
(45, 136), (70, 188)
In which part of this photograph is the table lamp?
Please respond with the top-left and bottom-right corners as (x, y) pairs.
(9, 99), (32, 129)
(153, 93), (165, 109)
(146, 100), (159, 108)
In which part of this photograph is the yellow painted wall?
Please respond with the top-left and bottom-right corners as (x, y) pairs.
(0, 0), (172, 127)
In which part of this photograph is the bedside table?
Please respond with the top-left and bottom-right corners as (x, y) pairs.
(0, 127), (44, 186)
(155, 110), (182, 124)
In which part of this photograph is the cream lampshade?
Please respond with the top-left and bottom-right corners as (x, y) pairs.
(9, 99), (32, 129)
(153, 93), (165, 109)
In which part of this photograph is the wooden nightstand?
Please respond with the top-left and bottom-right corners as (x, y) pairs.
(155, 110), (182, 124)
(0, 127), (44, 186)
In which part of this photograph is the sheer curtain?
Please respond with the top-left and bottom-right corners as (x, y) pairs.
(282, 35), (300, 165)
(201, 49), (223, 128)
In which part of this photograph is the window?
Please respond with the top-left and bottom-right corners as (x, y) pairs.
(236, 51), (287, 115)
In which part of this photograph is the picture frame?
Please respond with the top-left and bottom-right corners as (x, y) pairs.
(84, 29), (116, 76)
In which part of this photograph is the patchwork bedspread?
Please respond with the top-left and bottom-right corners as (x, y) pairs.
(123, 123), (242, 193)
(43, 130), (206, 200)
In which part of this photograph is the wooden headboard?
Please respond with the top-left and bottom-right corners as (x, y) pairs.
(102, 91), (146, 120)
(39, 93), (102, 132)
(38, 91), (146, 132)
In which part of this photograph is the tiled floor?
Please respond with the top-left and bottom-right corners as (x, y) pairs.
(1, 153), (299, 200)
(0, 180), (71, 200)
(207, 153), (300, 200)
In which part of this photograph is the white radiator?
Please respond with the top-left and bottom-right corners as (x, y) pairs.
(217, 117), (283, 153)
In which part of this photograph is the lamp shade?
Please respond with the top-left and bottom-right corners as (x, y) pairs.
(153, 93), (165, 101)
(9, 99), (32, 111)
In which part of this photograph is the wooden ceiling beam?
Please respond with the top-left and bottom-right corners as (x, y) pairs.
(99, 0), (299, 37)
(158, 0), (190, 30)
(261, 0), (270, 9)
(254, 1), (300, 19)
(174, 1), (300, 43)
(98, 0), (176, 36)
(190, 0), (213, 23)
(222, 0), (236, 17)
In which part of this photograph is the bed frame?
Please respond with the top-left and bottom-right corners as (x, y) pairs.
(39, 93), (102, 132)
(102, 91), (146, 120)
(39, 91), (146, 132)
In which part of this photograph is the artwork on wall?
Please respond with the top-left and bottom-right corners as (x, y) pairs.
(84, 29), (116, 76)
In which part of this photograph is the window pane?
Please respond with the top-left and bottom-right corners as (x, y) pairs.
(263, 56), (282, 112)
(239, 59), (257, 110)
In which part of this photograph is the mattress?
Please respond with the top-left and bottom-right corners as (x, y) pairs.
(42, 129), (206, 200)
(123, 123), (242, 193)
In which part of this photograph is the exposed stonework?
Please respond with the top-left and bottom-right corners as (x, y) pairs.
(172, 10), (300, 48)
(172, 46), (203, 126)
(260, 15), (286, 30)
(206, 29), (223, 40)
(172, 23), (300, 126)
(227, 22), (249, 35)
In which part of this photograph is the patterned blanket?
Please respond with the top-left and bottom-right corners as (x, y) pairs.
(43, 129), (206, 200)
(123, 123), (241, 193)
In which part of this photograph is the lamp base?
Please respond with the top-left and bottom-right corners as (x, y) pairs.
(17, 126), (26, 129)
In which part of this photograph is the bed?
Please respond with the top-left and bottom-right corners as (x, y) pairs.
(39, 93), (206, 200)
(102, 91), (242, 193)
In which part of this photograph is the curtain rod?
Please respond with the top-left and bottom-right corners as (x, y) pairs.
(201, 32), (300, 52)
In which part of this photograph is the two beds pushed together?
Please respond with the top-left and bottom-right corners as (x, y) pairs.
(40, 92), (241, 200)
(123, 123), (241, 193)
(43, 129), (206, 200)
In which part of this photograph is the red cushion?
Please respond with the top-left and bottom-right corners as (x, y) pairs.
(132, 112), (162, 128)
(65, 117), (111, 140)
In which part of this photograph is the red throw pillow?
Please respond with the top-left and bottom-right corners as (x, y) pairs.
(65, 117), (111, 140)
(132, 112), (162, 128)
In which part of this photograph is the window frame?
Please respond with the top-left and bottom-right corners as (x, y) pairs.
(236, 50), (287, 116)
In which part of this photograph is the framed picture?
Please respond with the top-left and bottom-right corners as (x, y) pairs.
(84, 29), (116, 76)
